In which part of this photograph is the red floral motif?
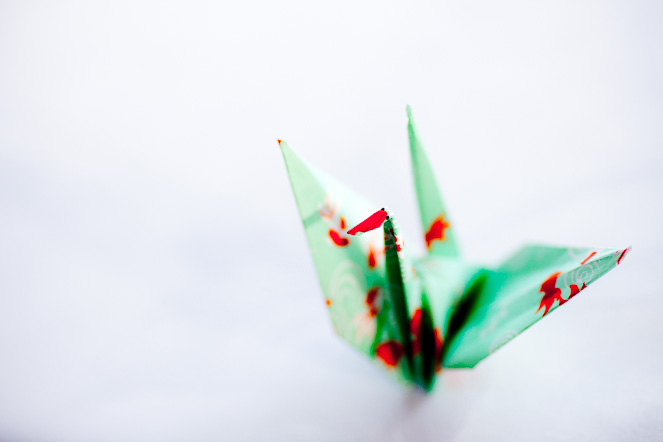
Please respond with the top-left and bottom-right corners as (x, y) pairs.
(581, 251), (596, 265)
(384, 228), (402, 252)
(537, 272), (563, 316)
(409, 309), (444, 371)
(319, 197), (352, 247)
(375, 341), (404, 367)
(410, 309), (423, 354)
(617, 249), (627, 264)
(537, 272), (588, 316)
(366, 287), (380, 317)
(328, 229), (349, 246)
(368, 246), (377, 269)
(562, 282), (587, 306)
(425, 215), (450, 249)
(325, 299), (331, 306)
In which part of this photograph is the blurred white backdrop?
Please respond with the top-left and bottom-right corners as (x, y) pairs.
(0, 1), (661, 441)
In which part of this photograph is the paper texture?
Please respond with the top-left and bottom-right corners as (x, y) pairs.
(279, 108), (629, 390)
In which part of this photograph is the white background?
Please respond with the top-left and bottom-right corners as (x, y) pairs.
(0, 1), (661, 441)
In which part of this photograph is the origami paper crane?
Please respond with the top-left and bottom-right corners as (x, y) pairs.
(279, 106), (630, 390)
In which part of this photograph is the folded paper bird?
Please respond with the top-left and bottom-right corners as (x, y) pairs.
(279, 106), (630, 390)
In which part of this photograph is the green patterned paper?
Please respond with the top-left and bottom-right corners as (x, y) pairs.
(279, 107), (630, 390)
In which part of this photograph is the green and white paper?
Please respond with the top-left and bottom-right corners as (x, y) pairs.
(279, 106), (630, 390)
